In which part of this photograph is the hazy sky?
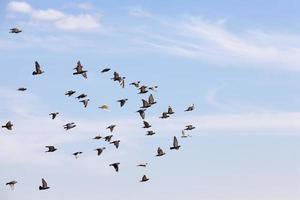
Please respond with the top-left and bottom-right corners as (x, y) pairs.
(1, 1), (300, 200)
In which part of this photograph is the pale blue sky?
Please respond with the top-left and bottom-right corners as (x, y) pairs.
(1, 1), (300, 200)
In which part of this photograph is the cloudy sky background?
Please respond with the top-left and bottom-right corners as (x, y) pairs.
(1, 0), (300, 200)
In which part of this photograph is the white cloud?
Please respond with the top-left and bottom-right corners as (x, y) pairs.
(7, 1), (32, 13)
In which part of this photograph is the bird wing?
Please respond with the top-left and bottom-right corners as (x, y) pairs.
(82, 72), (87, 79)
(173, 136), (178, 147)
(143, 121), (149, 127)
(76, 61), (83, 72)
(142, 99), (149, 107)
(148, 94), (154, 104)
(35, 61), (41, 72)
(42, 178), (47, 187)
(168, 106), (173, 113)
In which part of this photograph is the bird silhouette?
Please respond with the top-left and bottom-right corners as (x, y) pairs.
(49, 112), (59, 120)
(17, 87), (27, 91)
(146, 130), (156, 136)
(140, 99), (151, 109)
(99, 104), (109, 110)
(32, 61), (44, 75)
(73, 61), (87, 79)
(170, 136), (180, 150)
(93, 135), (102, 140)
(136, 163), (148, 167)
(110, 140), (120, 149)
(73, 152), (83, 159)
(184, 125), (195, 131)
(9, 28), (22, 33)
(130, 81), (140, 88)
(142, 121), (151, 128)
(39, 178), (50, 190)
(2, 121), (13, 130)
(148, 94), (156, 105)
(63, 122), (76, 130)
(76, 93), (87, 99)
(104, 135), (113, 142)
(109, 162), (120, 172)
(45, 146), (57, 153)
(136, 109), (146, 119)
(6, 180), (17, 190)
(160, 112), (170, 119)
(138, 85), (148, 94)
(167, 106), (175, 115)
(101, 68), (111, 73)
(95, 147), (106, 156)
(156, 147), (166, 157)
(117, 98), (128, 107)
(185, 104), (195, 112)
(106, 125), (116, 132)
(140, 175), (149, 182)
(65, 90), (76, 97)
(80, 99), (90, 108)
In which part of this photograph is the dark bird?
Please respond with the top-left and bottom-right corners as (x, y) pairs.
(117, 98), (128, 107)
(80, 99), (90, 108)
(140, 99), (151, 109)
(65, 90), (76, 97)
(136, 109), (146, 119)
(101, 68), (111, 73)
(148, 94), (156, 105)
(149, 86), (158, 92)
(130, 81), (140, 88)
(136, 163), (148, 167)
(6, 180), (17, 190)
(170, 136), (180, 150)
(104, 135), (113, 142)
(63, 122), (76, 130)
(138, 85), (148, 94)
(185, 104), (195, 112)
(184, 125), (195, 131)
(159, 112), (169, 119)
(32, 61), (44, 75)
(140, 175), (149, 182)
(156, 147), (166, 157)
(49, 112), (59, 120)
(10, 28), (22, 33)
(120, 78), (125, 88)
(17, 87), (27, 91)
(39, 178), (50, 190)
(111, 72), (122, 82)
(109, 162), (120, 172)
(73, 61), (87, 79)
(146, 130), (155, 136)
(110, 140), (120, 149)
(167, 106), (174, 115)
(95, 147), (106, 156)
(76, 93), (87, 99)
(93, 135), (102, 140)
(73, 151), (83, 159)
(2, 121), (13, 130)
(142, 121), (151, 128)
(45, 146), (57, 152)
(106, 125), (116, 132)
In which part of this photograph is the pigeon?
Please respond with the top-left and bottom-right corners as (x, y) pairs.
(76, 94), (87, 99)
(138, 85), (148, 94)
(99, 104), (109, 110)
(140, 99), (151, 109)
(45, 146), (57, 152)
(80, 99), (90, 108)
(136, 163), (148, 167)
(142, 121), (151, 128)
(2, 121), (13, 130)
(95, 147), (106, 156)
(32, 61), (44, 75)
(185, 104), (195, 112)
(39, 178), (50, 190)
(167, 106), (174, 115)
(6, 180), (17, 190)
(63, 122), (76, 130)
(10, 28), (22, 33)
(49, 112), (59, 120)
(17, 87), (27, 91)
(156, 147), (166, 157)
(130, 81), (140, 88)
(65, 90), (76, 97)
(109, 162), (120, 172)
(111, 72), (122, 82)
(149, 86), (158, 92)
(148, 94), (156, 105)
(106, 125), (116, 132)
(104, 135), (113, 142)
(184, 125), (195, 131)
(117, 98), (128, 107)
(159, 112), (169, 119)
(170, 136), (180, 150)
(101, 68), (111, 73)
(181, 130), (191, 138)
(73, 61), (87, 79)
(93, 135), (102, 140)
(73, 152), (83, 159)
(136, 109), (146, 119)
(140, 175), (149, 182)
(110, 140), (120, 149)
(146, 130), (156, 136)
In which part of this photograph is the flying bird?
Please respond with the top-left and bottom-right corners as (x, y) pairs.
(101, 68), (111, 73)
(95, 147), (106, 156)
(185, 104), (195, 112)
(146, 130), (156, 136)
(167, 106), (174, 115)
(136, 163), (148, 167)
(181, 130), (191, 138)
(117, 98), (128, 107)
(138, 85), (148, 94)
(156, 147), (166, 157)
(99, 104), (109, 110)
(80, 99), (90, 108)
(45, 146), (57, 153)
(63, 122), (76, 130)
(109, 162), (120, 172)
(73, 151), (83, 159)
(9, 27), (22, 33)
(76, 93), (87, 99)
(65, 90), (76, 97)
(140, 175), (149, 182)
(142, 121), (151, 128)
(149, 86), (158, 92)
(110, 140), (120, 149)
(104, 135), (113, 142)
(17, 87), (27, 91)
(140, 99), (151, 109)
(136, 109), (146, 119)
(39, 178), (50, 190)
(184, 125), (195, 131)
(130, 81), (140, 88)
(148, 94), (156, 105)
(160, 112), (170, 119)
(93, 135), (102, 140)
(49, 112), (59, 120)
(106, 125), (116, 132)
(170, 136), (180, 150)
(32, 61), (44, 75)
(2, 121), (13, 130)
(6, 180), (17, 190)
(73, 61), (87, 79)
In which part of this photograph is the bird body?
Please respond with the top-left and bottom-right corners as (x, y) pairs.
(110, 140), (120, 149)
(167, 106), (175, 114)
(148, 94), (156, 105)
(63, 122), (76, 130)
(32, 61), (44, 75)
(136, 109), (146, 119)
(2, 121), (13, 130)
(76, 94), (87, 99)
(142, 121), (151, 128)
(80, 99), (90, 108)
(160, 112), (170, 119)
(106, 125), (116, 132)
(10, 28), (22, 33)
(170, 136), (180, 150)
(109, 162), (120, 172)
(140, 175), (149, 182)
(185, 104), (195, 112)
(39, 178), (50, 190)
(101, 68), (111, 73)
(185, 125), (195, 131)
(99, 104), (109, 110)
(65, 90), (76, 97)
(95, 147), (106, 156)
(45, 146), (57, 152)
(130, 81), (140, 88)
(156, 147), (166, 156)
(138, 85), (148, 94)
(117, 98), (128, 107)
(104, 135), (113, 142)
(137, 163), (148, 167)
(73, 61), (87, 79)
(49, 112), (59, 120)
(140, 99), (151, 109)
(73, 152), (83, 158)
(6, 180), (17, 190)
(17, 87), (27, 91)
(146, 130), (155, 136)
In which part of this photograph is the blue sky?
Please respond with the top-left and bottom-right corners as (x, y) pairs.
(1, 1), (300, 200)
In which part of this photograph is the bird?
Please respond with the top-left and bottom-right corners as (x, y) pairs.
(110, 140), (120, 149)
(142, 121), (151, 128)
(156, 147), (166, 157)
(32, 61), (44, 75)
(149, 86), (158, 92)
(117, 98), (128, 107)
(146, 130), (155, 136)
(65, 90), (76, 97)
(167, 106), (174, 115)
(170, 136), (180, 150)
(140, 99), (151, 109)
(185, 104), (195, 112)
(99, 104), (109, 110)
(63, 122), (76, 130)
(49, 112), (59, 120)
(111, 72), (122, 82)
(10, 27), (22, 33)
(39, 178), (50, 190)
(73, 61), (87, 79)
(95, 147), (106, 156)
(109, 162), (120, 172)
(106, 125), (116, 132)
(148, 94), (156, 105)
(45, 146), (57, 152)
(76, 93), (87, 99)
(101, 68), (111, 73)
(2, 121), (13, 130)
(80, 99), (90, 108)
(136, 109), (146, 119)
(93, 135), (102, 140)
(140, 175), (149, 182)
(17, 87), (27, 91)
(181, 130), (191, 138)
(130, 81), (140, 88)
(6, 180), (17, 190)
(104, 135), (113, 142)
(160, 112), (170, 119)
(73, 152), (83, 159)
(136, 163), (148, 167)
(184, 125), (195, 131)
(138, 85), (148, 94)
(120, 78), (125, 88)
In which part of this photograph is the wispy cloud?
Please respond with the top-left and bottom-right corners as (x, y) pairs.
(128, 6), (152, 18)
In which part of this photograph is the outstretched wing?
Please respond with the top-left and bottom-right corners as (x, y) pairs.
(42, 178), (48, 188)
(173, 136), (178, 147)
(35, 61), (41, 72)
